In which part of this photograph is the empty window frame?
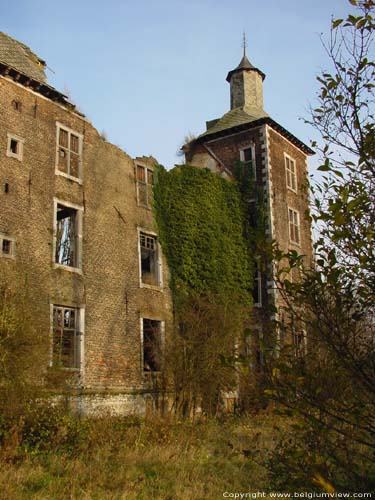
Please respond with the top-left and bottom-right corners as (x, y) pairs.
(0, 234), (15, 258)
(136, 164), (154, 208)
(285, 154), (297, 192)
(252, 268), (262, 306)
(240, 145), (256, 180)
(54, 200), (83, 270)
(6, 133), (24, 161)
(139, 231), (160, 287)
(52, 305), (82, 369)
(142, 318), (163, 373)
(56, 123), (83, 180)
(288, 207), (300, 245)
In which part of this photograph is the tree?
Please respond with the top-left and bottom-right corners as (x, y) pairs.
(153, 165), (253, 416)
(0, 277), (48, 417)
(268, 0), (375, 491)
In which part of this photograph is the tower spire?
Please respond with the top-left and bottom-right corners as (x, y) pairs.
(242, 31), (247, 58)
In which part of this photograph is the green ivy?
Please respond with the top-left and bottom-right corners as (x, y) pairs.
(153, 165), (253, 306)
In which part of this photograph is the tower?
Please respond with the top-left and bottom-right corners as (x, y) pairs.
(226, 47), (267, 119)
(184, 47), (314, 353)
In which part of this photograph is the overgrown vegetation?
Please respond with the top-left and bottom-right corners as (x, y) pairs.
(154, 165), (253, 300)
(0, 281), (47, 418)
(0, 404), (294, 499)
(153, 165), (255, 415)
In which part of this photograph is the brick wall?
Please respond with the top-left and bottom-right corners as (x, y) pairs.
(0, 75), (173, 407)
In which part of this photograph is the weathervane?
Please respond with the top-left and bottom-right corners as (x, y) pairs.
(242, 31), (247, 57)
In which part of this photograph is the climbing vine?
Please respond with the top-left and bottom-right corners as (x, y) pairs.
(153, 164), (255, 415)
(153, 164), (253, 305)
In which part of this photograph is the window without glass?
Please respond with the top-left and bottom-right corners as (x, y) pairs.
(0, 235), (15, 258)
(285, 154), (297, 192)
(139, 232), (159, 286)
(288, 208), (300, 245)
(56, 124), (82, 179)
(55, 204), (79, 268)
(142, 318), (162, 372)
(136, 165), (154, 208)
(52, 305), (81, 369)
(6, 133), (24, 161)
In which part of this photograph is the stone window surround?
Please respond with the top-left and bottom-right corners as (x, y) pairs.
(139, 316), (165, 374)
(6, 132), (24, 161)
(49, 303), (85, 372)
(55, 121), (83, 184)
(53, 198), (83, 274)
(137, 227), (163, 291)
(0, 233), (16, 259)
(284, 153), (297, 193)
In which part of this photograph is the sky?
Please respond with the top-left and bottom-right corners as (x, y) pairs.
(1, 0), (353, 172)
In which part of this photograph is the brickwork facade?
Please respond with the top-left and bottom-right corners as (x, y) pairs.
(0, 70), (172, 414)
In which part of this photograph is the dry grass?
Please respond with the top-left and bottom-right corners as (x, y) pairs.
(0, 411), (288, 499)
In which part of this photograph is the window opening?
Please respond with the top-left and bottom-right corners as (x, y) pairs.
(288, 208), (300, 245)
(56, 125), (82, 179)
(10, 139), (18, 155)
(6, 134), (23, 161)
(52, 306), (81, 369)
(240, 146), (256, 179)
(140, 232), (159, 286)
(252, 268), (262, 306)
(285, 155), (297, 192)
(11, 100), (22, 112)
(143, 318), (162, 372)
(55, 204), (78, 267)
(0, 236), (15, 258)
(2, 239), (11, 255)
(137, 165), (154, 207)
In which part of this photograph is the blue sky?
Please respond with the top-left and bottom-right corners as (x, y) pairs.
(2, 0), (352, 171)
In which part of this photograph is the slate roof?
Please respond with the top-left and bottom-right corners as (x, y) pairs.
(226, 54), (265, 82)
(201, 107), (269, 138)
(195, 109), (314, 155)
(0, 32), (46, 82)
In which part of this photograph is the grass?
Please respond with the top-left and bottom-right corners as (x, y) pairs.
(0, 410), (286, 499)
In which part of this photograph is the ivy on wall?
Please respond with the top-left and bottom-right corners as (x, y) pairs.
(153, 165), (253, 305)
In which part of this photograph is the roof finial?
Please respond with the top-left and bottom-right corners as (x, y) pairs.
(242, 31), (247, 58)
